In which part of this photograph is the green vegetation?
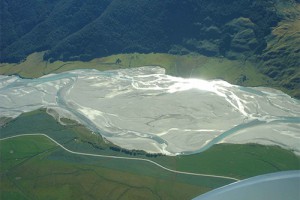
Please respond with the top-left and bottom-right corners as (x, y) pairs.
(0, 109), (114, 152)
(1, 0), (282, 63)
(0, 51), (272, 87)
(1, 1), (300, 198)
(260, 3), (300, 98)
(0, 136), (216, 200)
(158, 144), (300, 179)
(0, 110), (231, 200)
(1, 110), (299, 199)
(0, 135), (56, 171)
(5, 50), (298, 96)
(1, 0), (299, 97)
(0, 0), (113, 63)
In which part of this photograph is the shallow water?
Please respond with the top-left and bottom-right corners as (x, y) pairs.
(0, 66), (299, 155)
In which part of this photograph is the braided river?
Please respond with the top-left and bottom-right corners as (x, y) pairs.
(1, 66), (299, 155)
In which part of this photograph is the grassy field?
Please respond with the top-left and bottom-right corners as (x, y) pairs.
(0, 135), (229, 200)
(158, 144), (300, 179)
(1, 110), (299, 199)
(1, 4), (299, 199)
(4, 50), (299, 98)
(0, 51), (273, 88)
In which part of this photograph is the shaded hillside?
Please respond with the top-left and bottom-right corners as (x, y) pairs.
(1, 0), (299, 98)
(260, 2), (300, 98)
(0, 0), (113, 62)
(1, 0), (281, 62)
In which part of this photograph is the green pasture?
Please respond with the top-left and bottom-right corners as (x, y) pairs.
(1, 110), (299, 199)
(158, 143), (300, 179)
(0, 51), (272, 88)
(0, 136), (228, 200)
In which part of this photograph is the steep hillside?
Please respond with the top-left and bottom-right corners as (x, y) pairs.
(260, 2), (300, 98)
(1, 0), (281, 62)
(0, 0), (113, 62)
(0, 0), (299, 97)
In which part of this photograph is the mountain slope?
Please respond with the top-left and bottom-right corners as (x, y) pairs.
(0, 0), (299, 98)
(1, 0), (281, 62)
(0, 0), (113, 62)
(260, 2), (300, 98)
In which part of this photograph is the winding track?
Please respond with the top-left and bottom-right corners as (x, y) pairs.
(0, 133), (240, 182)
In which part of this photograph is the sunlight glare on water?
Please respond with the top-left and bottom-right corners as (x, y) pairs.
(0, 67), (299, 155)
